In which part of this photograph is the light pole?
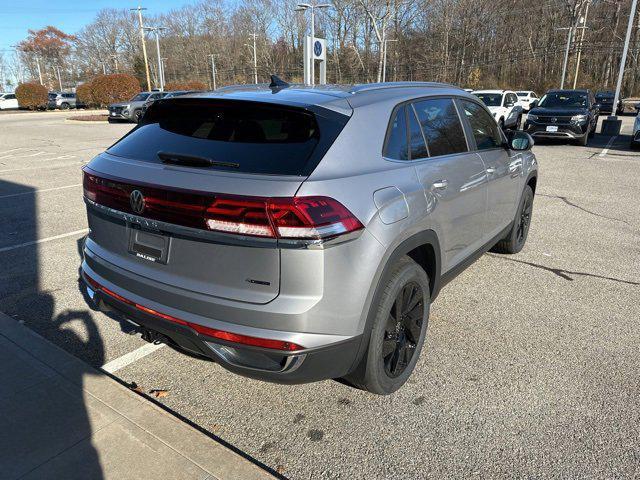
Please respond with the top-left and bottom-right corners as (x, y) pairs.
(161, 57), (167, 87)
(131, 6), (152, 91)
(35, 56), (43, 85)
(209, 54), (217, 90)
(609, 0), (638, 127)
(245, 33), (258, 84)
(55, 65), (63, 91)
(144, 26), (167, 91)
(295, 2), (331, 86)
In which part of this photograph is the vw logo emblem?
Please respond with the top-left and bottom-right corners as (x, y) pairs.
(551, 117), (557, 123)
(314, 40), (322, 57)
(130, 190), (145, 214)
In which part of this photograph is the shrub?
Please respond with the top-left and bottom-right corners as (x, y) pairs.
(15, 82), (48, 110)
(76, 81), (96, 108)
(90, 74), (141, 107)
(164, 80), (208, 91)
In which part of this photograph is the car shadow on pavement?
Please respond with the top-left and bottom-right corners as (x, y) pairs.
(0, 179), (104, 479)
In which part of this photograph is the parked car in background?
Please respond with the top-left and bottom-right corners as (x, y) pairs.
(81, 82), (538, 395)
(48, 92), (77, 109)
(472, 90), (523, 130)
(516, 91), (538, 112)
(595, 91), (623, 115)
(0, 92), (19, 110)
(108, 91), (165, 123)
(140, 90), (203, 116)
(525, 89), (599, 146)
(630, 107), (640, 149)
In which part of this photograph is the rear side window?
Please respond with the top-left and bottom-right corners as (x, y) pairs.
(383, 106), (409, 160)
(107, 99), (348, 176)
(412, 98), (467, 157)
(460, 100), (503, 150)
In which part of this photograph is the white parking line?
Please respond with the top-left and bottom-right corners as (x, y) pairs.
(0, 183), (82, 200)
(599, 135), (618, 157)
(101, 343), (165, 374)
(0, 228), (89, 253)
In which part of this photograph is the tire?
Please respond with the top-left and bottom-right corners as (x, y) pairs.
(491, 185), (534, 254)
(60, 102), (70, 110)
(346, 256), (430, 395)
(133, 110), (142, 123)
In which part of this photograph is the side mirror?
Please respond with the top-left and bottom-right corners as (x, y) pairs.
(507, 131), (534, 151)
(529, 100), (538, 109)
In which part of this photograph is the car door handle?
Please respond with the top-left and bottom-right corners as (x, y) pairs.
(432, 180), (449, 190)
(486, 167), (496, 175)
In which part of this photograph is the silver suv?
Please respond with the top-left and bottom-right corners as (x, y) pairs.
(81, 82), (538, 394)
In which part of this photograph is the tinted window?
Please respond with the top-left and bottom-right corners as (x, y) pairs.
(461, 100), (503, 150)
(412, 98), (467, 157)
(539, 92), (588, 108)
(407, 105), (428, 159)
(131, 93), (151, 102)
(517, 92), (528, 97)
(108, 99), (348, 176)
(383, 106), (408, 160)
(474, 93), (502, 107)
(6, 94), (15, 99)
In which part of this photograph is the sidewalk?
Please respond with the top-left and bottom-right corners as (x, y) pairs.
(0, 312), (274, 480)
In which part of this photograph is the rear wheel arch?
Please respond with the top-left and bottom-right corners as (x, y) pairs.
(346, 230), (442, 376)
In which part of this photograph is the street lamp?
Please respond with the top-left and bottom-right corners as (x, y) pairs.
(143, 26), (167, 91)
(295, 2), (331, 86)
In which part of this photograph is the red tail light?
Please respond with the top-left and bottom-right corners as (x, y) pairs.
(85, 273), (303, 351)
(83, 169), (363, 241)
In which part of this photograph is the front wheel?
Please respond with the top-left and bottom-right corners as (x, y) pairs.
(491, 185), (534, 254)
(346, 256), (430, 395)
(133, 110), (142, 123)
(60, 102), (70, 110)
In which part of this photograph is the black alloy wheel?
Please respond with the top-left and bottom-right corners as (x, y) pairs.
(382, 281), (424, 378)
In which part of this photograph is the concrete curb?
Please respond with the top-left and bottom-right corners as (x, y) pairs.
(0, 312), (274, 480)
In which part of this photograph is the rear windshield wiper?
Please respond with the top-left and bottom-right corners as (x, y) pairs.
(158, 151), (239, 169)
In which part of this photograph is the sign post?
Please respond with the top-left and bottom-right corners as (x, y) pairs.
(303, 36), (327, 85)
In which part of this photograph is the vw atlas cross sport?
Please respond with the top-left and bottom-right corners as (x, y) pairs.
(81, 80), (538, 395)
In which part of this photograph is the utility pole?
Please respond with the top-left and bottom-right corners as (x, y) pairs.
(573, 1), (591, 89)
(131, 6), (152, 91)
(55, 65), (62, 91)
(144, 26), (167, 91)
(209, 54), (217, 90)
(556, 22), (587, 89)
(161, 57), (167, 87)
(296, 2), (331, 86)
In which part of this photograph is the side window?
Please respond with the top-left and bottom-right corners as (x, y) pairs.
(383, 105), (409, 160)
(412, 98), (467, 157)
(407, 105), (428, 159)
(6, 94), (16, 99)
(460, 100), (504, 151)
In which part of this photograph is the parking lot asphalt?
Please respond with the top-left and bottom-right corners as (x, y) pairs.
(1, 111), (639, 479)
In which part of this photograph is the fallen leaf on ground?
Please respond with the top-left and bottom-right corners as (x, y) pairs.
(149, 389), (169, 398)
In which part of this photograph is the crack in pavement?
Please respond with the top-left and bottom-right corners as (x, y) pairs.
(537, 193), (631, 226)
(487, 254), (640, 286)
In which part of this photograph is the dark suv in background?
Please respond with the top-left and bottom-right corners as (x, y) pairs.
(595, 91), (622, 115)
(525, 89), (599, 146)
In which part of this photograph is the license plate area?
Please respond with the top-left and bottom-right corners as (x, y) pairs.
(128, 226), (170, 264)
(546, 125), (559, 132)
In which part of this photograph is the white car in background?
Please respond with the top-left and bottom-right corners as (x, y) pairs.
(472, 90), (523, 130)
(516, 91), (539, 112)
(0, 93), (19, 110)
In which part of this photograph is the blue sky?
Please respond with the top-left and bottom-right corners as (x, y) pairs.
(0, 1), (179, 52)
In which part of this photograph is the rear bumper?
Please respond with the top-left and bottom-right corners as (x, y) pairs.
(81, 264), (362, 384)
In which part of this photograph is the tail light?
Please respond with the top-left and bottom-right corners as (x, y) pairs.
(83, 169), (363, 241)
(85, 273), (303, 351)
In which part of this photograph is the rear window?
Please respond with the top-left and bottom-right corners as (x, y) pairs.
(107, 98), (349, 176)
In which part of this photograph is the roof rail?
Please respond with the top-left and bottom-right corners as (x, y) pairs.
(348, 81), (460, 94)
